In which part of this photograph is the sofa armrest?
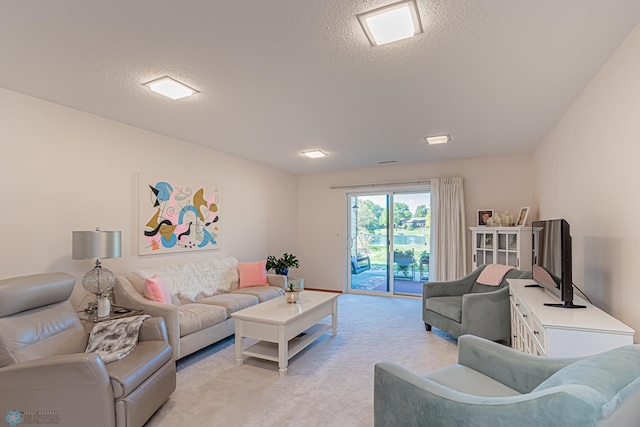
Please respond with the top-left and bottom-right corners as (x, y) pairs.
(114, 276), (180, 360)
(423, 279), (469, 298)
(267, 274), (286, 288)
(460, 286), (511, 341)
(457, 335), (577, 393)
(139, 317), (169, 343)
(0, 353), (116, 427)
(423, 267), (485, 298)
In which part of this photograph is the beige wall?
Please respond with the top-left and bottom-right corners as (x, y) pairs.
(296, 154), (533, 291)
(5, 20), (638, 341)
(533, 24), (640, 340)
(0, 88), (297, 302)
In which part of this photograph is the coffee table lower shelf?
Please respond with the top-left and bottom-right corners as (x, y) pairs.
(241, 323), (331, 363)
(233, 291), (339, 376)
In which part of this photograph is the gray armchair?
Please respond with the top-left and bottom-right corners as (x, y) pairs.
(422, 264), (531, 342)
(0, 273), (176, 427)
(374, 334), (640, 426)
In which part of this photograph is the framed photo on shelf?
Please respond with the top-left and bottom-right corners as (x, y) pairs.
(477, 209), (493, 226)
(517, 207), (530, 226)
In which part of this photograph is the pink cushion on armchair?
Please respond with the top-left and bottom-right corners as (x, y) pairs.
(238, 260), (269, 288)
(143, 275), (172, 303)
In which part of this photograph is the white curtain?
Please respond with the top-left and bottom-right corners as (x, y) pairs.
(430, 177), (467, 281)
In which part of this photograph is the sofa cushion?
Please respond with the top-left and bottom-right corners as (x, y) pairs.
(425, 296), (462, 322)
(198, 293), (259, 316)
(232, 286), (285, 302)
(238, 260), (269, 288)
(178, 304), (227, 337)
(426, 364), (521, 397)
(143, 275), (172, 304)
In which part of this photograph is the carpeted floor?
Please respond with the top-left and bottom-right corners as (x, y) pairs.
(146, 293), (458, 427)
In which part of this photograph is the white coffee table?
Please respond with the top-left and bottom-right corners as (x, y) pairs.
(232, 290), (338, 376)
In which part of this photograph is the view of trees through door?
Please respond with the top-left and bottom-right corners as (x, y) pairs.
(348, 190), (431, 296)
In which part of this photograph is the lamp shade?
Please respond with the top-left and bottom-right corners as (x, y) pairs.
(72, 230), (121, 260)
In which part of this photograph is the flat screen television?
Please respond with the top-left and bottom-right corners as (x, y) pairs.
(531, 219), (585, 308)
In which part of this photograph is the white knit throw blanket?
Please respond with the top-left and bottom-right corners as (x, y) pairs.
(86, 315), (150, 364)
(135, 257), (239, 302)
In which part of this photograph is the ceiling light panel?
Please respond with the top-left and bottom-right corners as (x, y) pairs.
(425, 135), (451, 145)
(302, 150), (327, 159)
(357, 0), (422, 46)
(143, 76), (198, 100)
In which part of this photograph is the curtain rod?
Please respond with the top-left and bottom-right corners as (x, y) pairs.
(329, 179), (431, 190)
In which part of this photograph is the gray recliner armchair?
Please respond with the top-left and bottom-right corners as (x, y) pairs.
(422, 264), (531, 342)
(0, 273), (176, 427)
(374, 334), (640, 426)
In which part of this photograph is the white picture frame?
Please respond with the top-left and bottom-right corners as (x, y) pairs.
(517, 207), (530, 226)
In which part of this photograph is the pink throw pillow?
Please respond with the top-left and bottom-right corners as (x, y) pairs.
(143, 275), (172, 303)
(238, 260), (269, 288)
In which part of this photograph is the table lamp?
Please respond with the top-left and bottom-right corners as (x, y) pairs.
(72, 228), (121, 313)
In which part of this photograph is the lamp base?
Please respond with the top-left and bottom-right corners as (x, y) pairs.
(81, 264), (115, 295)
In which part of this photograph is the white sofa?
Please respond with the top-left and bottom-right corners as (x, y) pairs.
(114, 257), (285, 360)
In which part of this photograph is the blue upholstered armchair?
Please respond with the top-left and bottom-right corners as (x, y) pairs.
(374, 335), (640, 427)
(422, 264), (531, 342)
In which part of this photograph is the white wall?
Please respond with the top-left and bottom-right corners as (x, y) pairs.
(296, 154), (533, 291)
(533, 23), (640, 340)
(0, 88), (297, 303)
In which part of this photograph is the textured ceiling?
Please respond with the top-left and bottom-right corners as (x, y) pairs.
(2, 1), (640, 175)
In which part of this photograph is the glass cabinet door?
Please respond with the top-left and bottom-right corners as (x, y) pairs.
(471, 226), (532, 271)
(475, 232), (495, 266)
(497, 231), (518, 267)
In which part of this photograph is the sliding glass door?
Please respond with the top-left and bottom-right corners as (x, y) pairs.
(348, 190), (430, 296)
(349, 194), (390, 294)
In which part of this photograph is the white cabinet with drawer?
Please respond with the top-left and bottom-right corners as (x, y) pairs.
(508, 279), (634, 357)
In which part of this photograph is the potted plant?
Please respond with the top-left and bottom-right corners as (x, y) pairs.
(266, 253), (299, 276)
(393, 249), (415, 278)
(284, 280), (302, 303)
(419, 251), (430, 280)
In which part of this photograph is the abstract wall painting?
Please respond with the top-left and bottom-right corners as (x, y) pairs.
(138, 174), (220, 255)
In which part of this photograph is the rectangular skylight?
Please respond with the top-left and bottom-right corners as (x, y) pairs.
(357, 0), (422, 46)
(143, 76), (198, 100)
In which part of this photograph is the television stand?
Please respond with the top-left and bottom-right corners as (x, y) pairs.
(508, 278), (634, 357)
(544, 301), (586, 309)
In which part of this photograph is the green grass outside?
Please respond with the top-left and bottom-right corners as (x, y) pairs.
(364, 227), (430, 268)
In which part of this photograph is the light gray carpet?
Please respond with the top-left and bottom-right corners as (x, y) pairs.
(146, 293), (458, 427)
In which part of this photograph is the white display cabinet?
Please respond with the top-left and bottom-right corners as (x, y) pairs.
(470, 226), (532, 270)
